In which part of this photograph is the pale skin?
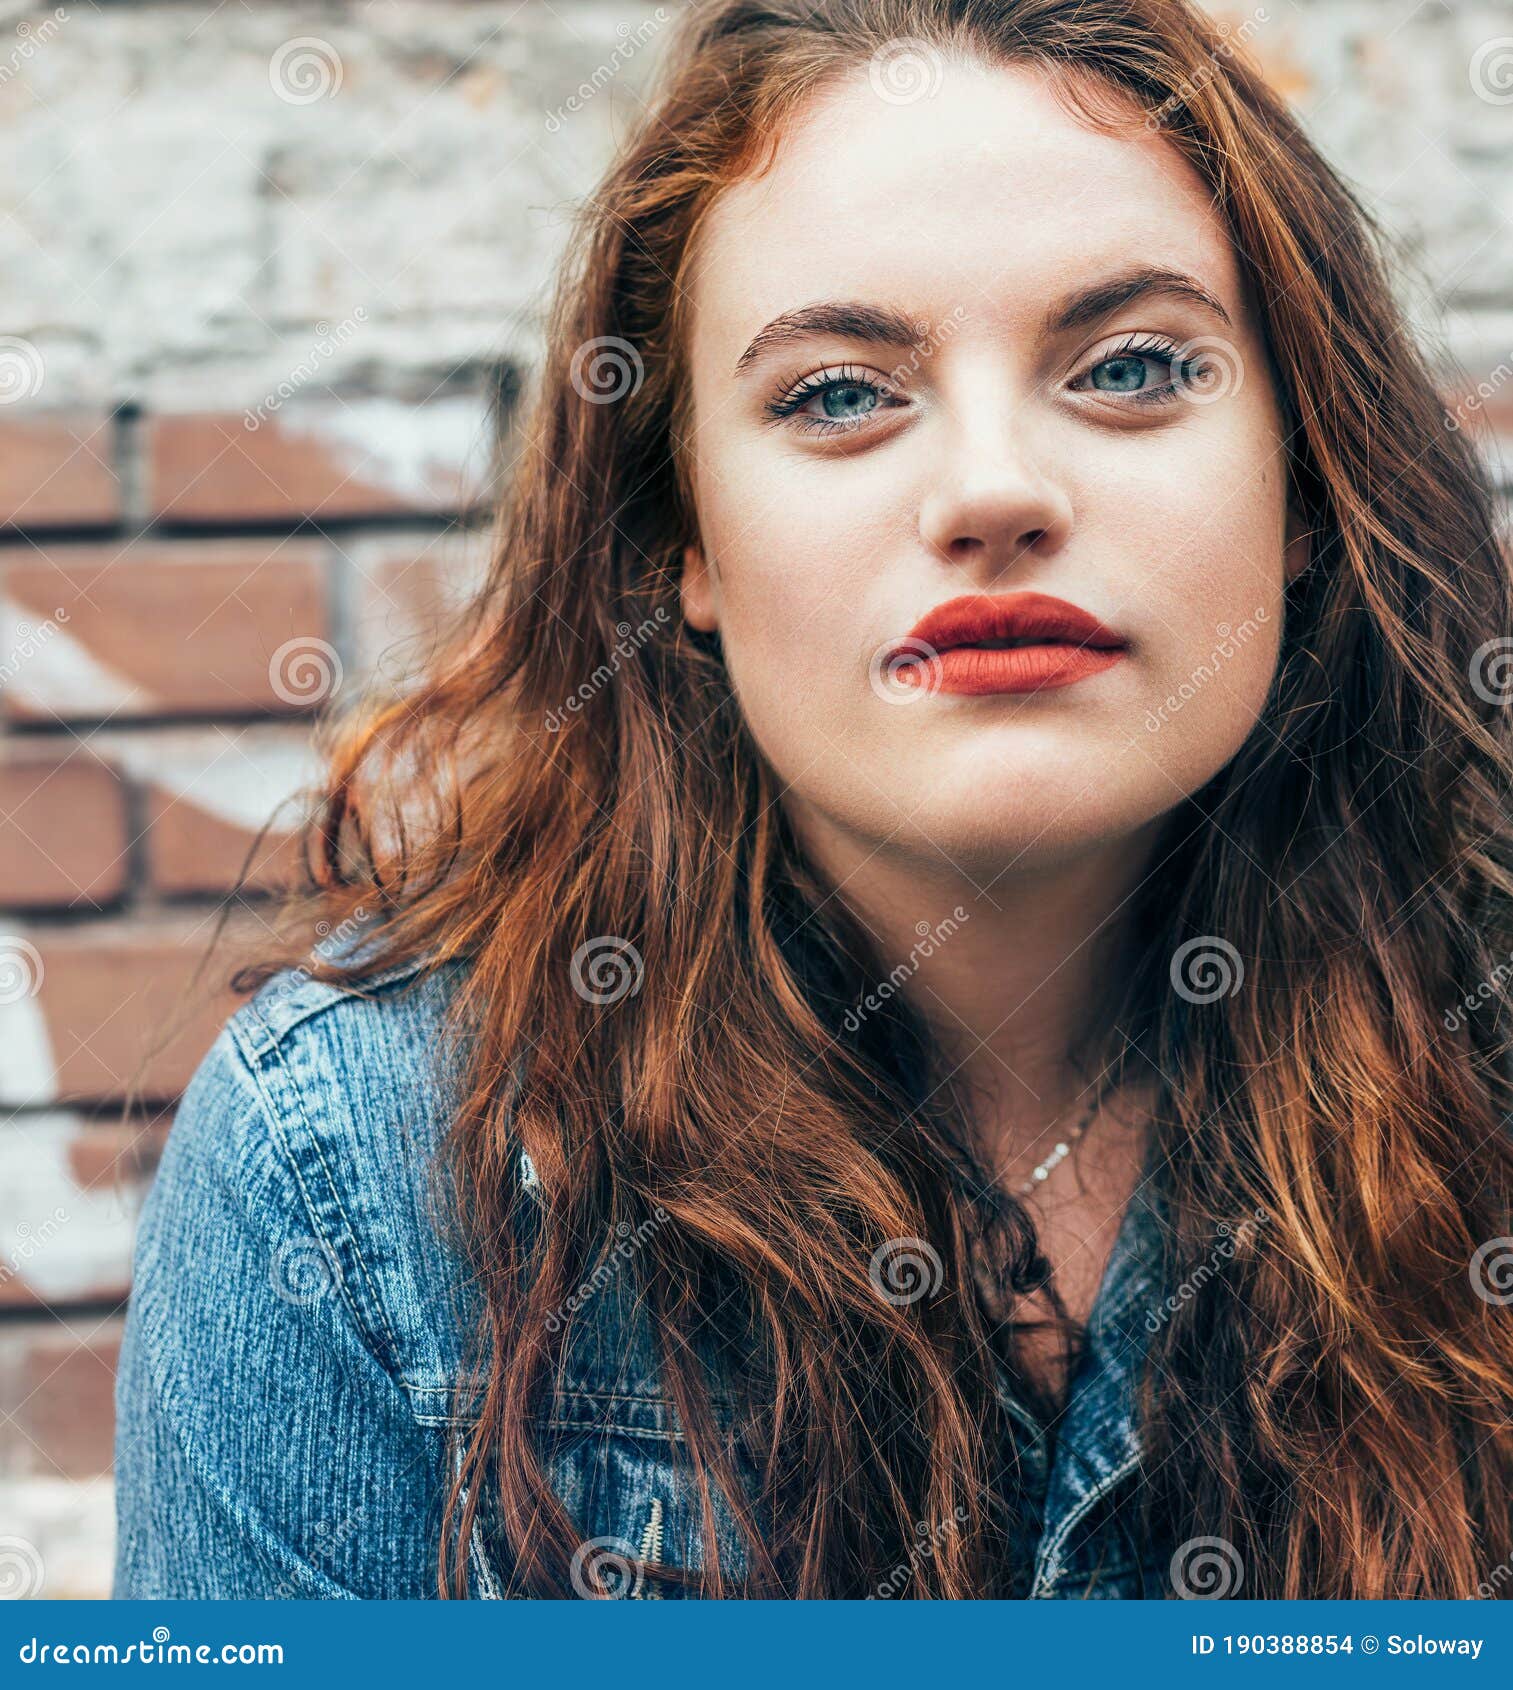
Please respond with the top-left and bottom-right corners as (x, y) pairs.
(677, 56), (1309, 1398)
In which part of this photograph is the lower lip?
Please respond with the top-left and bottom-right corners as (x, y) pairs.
(893, 642), (1128, 696)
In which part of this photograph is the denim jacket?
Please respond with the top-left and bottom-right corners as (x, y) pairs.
(112, 954), (1175, 1600)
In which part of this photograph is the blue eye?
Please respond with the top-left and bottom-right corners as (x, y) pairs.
(1091, 355), (1155, 392)
(1077, 338), (1187, 405)
(818, 382), (879, 420)
(765, 364), (899, 434)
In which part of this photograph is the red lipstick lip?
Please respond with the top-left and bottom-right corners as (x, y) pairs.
(887, 591), (1129, 697)
(899, 590), (1127, 656)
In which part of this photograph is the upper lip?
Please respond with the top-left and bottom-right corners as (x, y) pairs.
(898, 590), (1128, 655)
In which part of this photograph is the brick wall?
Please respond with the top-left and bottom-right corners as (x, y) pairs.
(1, 0), (1512, 1600)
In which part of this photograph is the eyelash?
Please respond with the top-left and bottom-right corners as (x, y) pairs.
(763, 335), (1194, 436)
(763, 361), (899, 435)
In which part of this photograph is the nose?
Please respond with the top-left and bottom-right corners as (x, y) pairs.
(916, 405), (1073, 576)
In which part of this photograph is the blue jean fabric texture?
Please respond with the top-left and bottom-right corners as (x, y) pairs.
(112, 955), (1174, 1599)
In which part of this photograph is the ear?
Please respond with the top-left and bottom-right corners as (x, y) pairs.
(680, 539), (719, 632)
(1283, 504), (1311, 585)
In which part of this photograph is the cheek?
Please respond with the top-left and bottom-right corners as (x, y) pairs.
(1113, 415), (1290, 785)
(695, 454), (898, 751)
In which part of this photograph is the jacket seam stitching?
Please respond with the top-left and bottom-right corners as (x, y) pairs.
(1029, 1448), (1143, 1598)
(231, 1010), (405, 1378)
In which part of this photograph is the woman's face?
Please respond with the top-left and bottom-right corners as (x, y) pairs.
(679, 57), (1307, 879)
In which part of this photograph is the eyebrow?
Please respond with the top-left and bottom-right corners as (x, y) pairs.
(731, 266), (1233, 377)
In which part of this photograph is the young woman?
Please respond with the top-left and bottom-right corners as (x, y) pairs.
(113, 0), (1513, 1600)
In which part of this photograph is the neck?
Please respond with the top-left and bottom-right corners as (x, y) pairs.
(788, 803), (1168, 1176)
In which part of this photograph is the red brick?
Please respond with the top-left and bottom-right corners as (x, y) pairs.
(0, 918), (250, 1107)
(0, 1319), (120, 1479)
(126, 725), (317, 896)
(1, 540), (331, 721)
(0, 750), (129, 909)
(0, 1115), (167, 1309)
(0, 413), (120, 531)
(350, 528), (493, 680)
(147, 395), (494, 524)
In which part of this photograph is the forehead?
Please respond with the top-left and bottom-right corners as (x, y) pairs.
(685, 56), (1239, 359)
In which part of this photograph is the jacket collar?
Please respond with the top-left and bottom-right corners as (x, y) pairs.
(1027, 1179), (1167, 1595)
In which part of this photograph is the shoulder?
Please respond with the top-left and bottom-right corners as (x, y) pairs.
(163, 949), (482, 1421)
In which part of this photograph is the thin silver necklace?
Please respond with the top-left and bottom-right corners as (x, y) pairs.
(1010, 1091), (1103, 1199)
